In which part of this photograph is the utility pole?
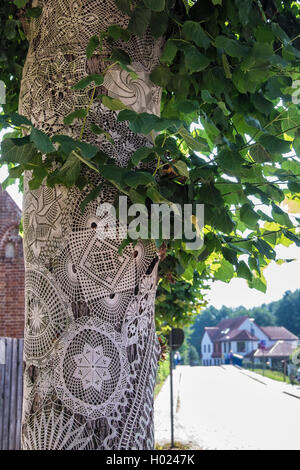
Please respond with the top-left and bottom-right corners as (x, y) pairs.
(169, 329), (174, 449)
(168, 328), (184, 450)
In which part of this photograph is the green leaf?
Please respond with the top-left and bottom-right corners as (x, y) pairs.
(118, 110), (178, 135)
(8, 165), (25, 179)
(271, 204), (293, 228)
(236, 261), (253, 281)
(101, 95), (127, 111)
(258, 134), (291, 155)
(214, 259), (234, 282)
(110, 48), (131, 65)
(52, 135), (98, 159)
(14, 0), (29, 7)
(218, 149), (245, 174)
(288, 180), (300, 192)
(201, 90), (217, 104)
(29, 176), (44, 190)
(129, 188), (146, 204)
(80, 184), (104, 213)
(127, 5), (151, 36)
(124, 171), (155, 188)
(10, 113), (32, 127)
(143, 0), (165, 12)
(4, 19), (18, 40)
(59, 154), (81, 186)
(293, 137), (300, 157)
(146, 186), (171, 203)
(131, 147), (154, 166)
(107, 25), (131, 42)
(98, 165), (128, 186)
(72, 74), (104, 90)
(213, 210), (235, 233)
(215, 36), (250, 58)
(182, 21), (210, 50)
(161, 40), (178, 65)
(184, 46), (210, 73)
(64, 109), (87, 125)
(178, 127), (207, 152)
(248, 275), (267, 293)
(90, 124), (114, 143)
(115, 0), (132, 15)
(150, 65), (172, 87)
(250, 144), (271, 163)
(254, 239), (276, 260)
(30, 128), (55, 154)
(173, 160), (189, 178)
(26, 7), (42, 18)
(1, 138), (38, 164)
(284, 231), (300, 247)
(282, 159), (300, 175)
(86, 36), (100, 59)
(251, 93), (273, 116)
(240, 203), (259, 229)
(149, 11), (168, 38)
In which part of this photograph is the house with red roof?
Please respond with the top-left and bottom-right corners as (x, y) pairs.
(201, 316), (299, 367)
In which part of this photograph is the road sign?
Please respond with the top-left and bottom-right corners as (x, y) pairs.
(167, 328), (185, 350)
(259, 340), (266, 351)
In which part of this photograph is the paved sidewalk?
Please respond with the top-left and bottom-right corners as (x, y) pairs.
(154, 365), (300, 450)
(239, 367), (300, 398)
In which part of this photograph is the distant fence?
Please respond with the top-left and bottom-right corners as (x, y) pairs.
(0, 337), (23, 450)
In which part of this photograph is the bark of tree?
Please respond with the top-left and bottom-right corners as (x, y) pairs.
(19, 0), (163, 450)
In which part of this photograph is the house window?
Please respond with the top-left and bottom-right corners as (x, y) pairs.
(208, 344), (211, 353)
(237, 341), (246, 353)
(5, 243), (15, 258)
(203, 345), (206, 353)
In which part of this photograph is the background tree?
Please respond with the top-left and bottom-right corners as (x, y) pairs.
(1, 0), (300, 451)
(188, 344), (200, 366)
(275, 290), (300, 336)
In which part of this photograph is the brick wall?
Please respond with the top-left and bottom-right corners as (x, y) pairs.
(0, 186), (24, 338)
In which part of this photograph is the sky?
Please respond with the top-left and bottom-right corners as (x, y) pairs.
(207, 244), (300, 309)
(1, 163), (300, 312)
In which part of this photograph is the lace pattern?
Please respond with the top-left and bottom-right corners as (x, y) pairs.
(21, 0), (162, 450)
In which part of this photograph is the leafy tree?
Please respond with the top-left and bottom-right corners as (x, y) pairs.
(155, 270), (209, 332)
(188, 344), (200, 366)
(189, 306), (221, 355)
(250, 305), (277, 326)
(1, 0), (300, 450)
(275, 290), (300, 337)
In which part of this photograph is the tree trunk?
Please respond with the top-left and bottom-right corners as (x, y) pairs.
(19, 0), (163, 450)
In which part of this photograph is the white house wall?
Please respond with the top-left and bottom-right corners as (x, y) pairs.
(239, 319), (273, 347)
(201, 331), (214, 364)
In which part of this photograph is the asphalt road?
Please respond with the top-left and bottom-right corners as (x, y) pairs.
(154, 365), (300, 450)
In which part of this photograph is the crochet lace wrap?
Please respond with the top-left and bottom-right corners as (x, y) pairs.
(20, 0), (162, 450)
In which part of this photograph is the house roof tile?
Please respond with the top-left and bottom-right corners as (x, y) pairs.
(254, 340), (295, 358)
(204, 327), (220, 342)
(217, 316), (249, 332)
(259, 326), (298, 341)
(217, 329), (259, 342)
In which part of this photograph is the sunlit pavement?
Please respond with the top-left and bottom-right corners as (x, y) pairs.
(154, 365), (300, 450)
